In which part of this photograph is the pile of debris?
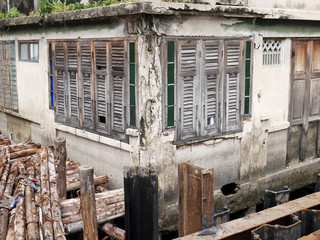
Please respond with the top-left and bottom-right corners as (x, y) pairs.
(0, 132), (125, 239)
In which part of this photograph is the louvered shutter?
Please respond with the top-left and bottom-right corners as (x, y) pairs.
(53, 43), (67, 122)
(0, 43), (4, 107)
(224, 40), (242, 132)
(66, 43), (79, 126)
(201, 40), (221, 135)
(292, 41), (308, 124)
(1, 43), (12, 109)
(110, 41), (127, 135)
(177, 40), (200, 140)
(309, 41), (320, 120)
(80, 42), (94, 129)
(94, 41), (109, 133)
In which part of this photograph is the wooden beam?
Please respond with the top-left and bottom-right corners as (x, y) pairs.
(79, 165), (99, 240)
(100, 223), (125, 240)
(0, 148), (11, 240)
(67, 175), (108, 192)
(47, 147), (66, 240)
(10, 148), (37, 159)
(55, 137), (67, 200)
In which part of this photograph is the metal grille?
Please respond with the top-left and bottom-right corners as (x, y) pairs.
(263, 40), (282, 66)
(0, 42), (17, 110)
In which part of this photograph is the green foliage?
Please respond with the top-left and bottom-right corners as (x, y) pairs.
(51, 0), (68, 13)
(102, 0), (120, 6)
(0, 0), (130, 19)
(29, 11), (39, 16)
(38, 0), (54, 15)
(86, 1), (103, 8)
(67, 2), (85, 10)
(6, 7), (26, 18)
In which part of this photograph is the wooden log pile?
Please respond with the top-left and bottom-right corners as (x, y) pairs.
(0, 133), (125, 239)
(61, 188), (125, 234)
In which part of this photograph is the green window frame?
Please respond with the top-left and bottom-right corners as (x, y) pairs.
(244, 41), (252, 117)
(167, 41), (175, 127)
(129, 42), (136, 127)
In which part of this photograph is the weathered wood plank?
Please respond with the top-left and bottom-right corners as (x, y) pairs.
(179, 191), (320, 240)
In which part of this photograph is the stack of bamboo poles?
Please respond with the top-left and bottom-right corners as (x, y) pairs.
(0, 132), (125, 240)
(0, 140), (66, 239)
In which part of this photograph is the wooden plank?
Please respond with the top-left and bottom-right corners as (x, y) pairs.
(55, 137), (67, 199)
(178, 191), (320, 240)
(178, 162), (214, 237)
(201, 168), (214, 229)
(79, 165), (99, 240)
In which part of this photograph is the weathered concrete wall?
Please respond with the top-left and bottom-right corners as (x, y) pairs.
(0, 112), (7, 136)
(266, 130), (287, 175)
(247, 0), (320, 11)
(57, 130), (130, 189)
(6, 114), (31, 142)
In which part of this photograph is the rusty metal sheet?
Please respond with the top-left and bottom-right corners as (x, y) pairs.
(178, 192), (320, 240)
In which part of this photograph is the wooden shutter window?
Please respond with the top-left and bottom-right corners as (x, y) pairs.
(292, 41), (308, 123)
(202, 40), (221, 134)
(56, 70), (66, 118)
(80, 42), (94, 128)
(67, 43), (79, 125)
(67, 44), (77, 70)
(95, 42), (107, 71)
(177, 40), (199, 140)
(224, 40), (242, 132)
(55, 44), (65, 70)
(94, 42), (109, 132)
(309, 41), (320, 118)
(53, 43), (67, 122)
(68, 71), (79, 121)
(111, 41), (126, 133)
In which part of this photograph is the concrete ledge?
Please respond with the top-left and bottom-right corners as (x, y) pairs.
(269, 121), (290, 133)
(126, 128), (140, 137)
(2, 2), (320, 28)
(55, 123), (130, 152)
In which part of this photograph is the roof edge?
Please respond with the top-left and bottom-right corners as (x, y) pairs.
(1, 2), (320, 28)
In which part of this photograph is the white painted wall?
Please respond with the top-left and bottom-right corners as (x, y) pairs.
(247, 0), (320, 11)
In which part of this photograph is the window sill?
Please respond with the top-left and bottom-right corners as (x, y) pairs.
(55, 123), (131, 151)
(268, 121), (290, 133)
(19, 59), (39, 63)
(175, 130), (243, 149)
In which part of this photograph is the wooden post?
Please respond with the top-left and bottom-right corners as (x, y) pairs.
(124, 166), (158, 240)
(178, 162), (214, 237)
(79, 165), (98, 240)
(55, 137), (67, 200)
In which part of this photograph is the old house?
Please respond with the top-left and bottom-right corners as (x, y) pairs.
(1, 0), (320, 234)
